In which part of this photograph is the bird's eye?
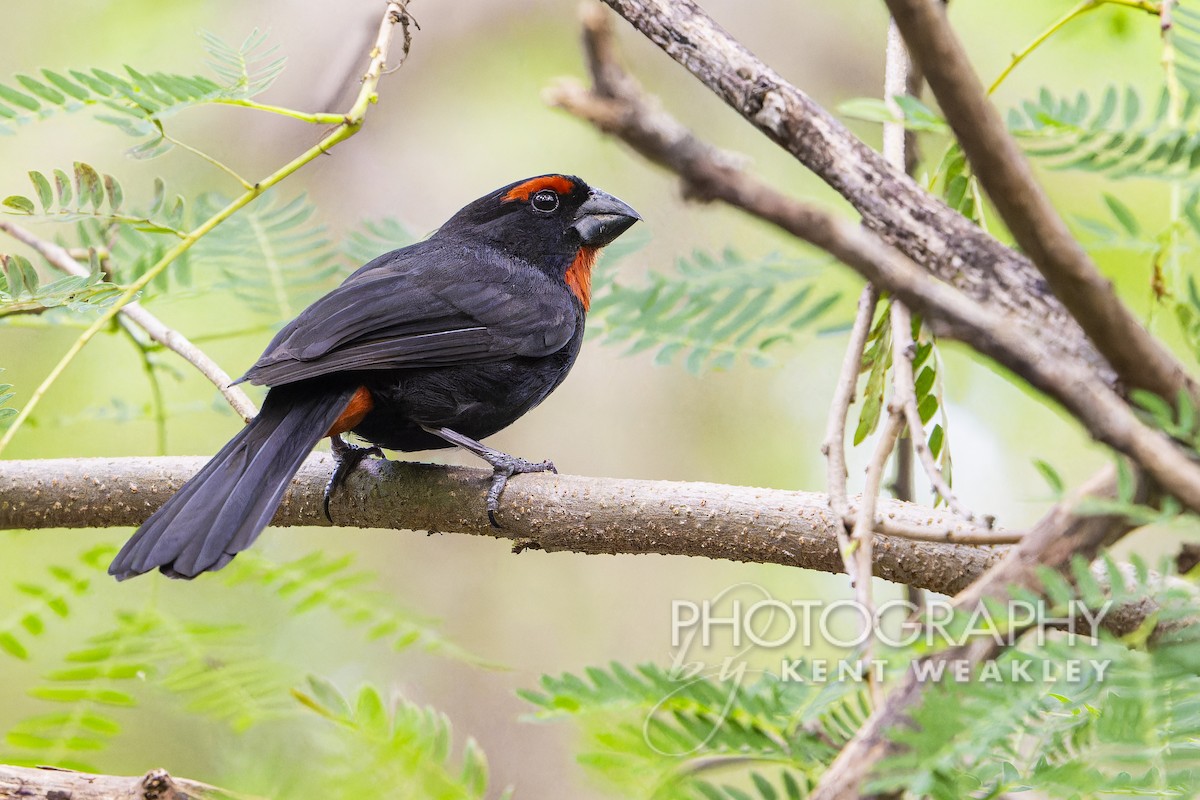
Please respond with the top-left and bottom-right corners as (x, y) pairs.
(531, 189), (559, 213)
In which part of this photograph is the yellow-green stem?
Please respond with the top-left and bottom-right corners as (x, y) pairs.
(213, 98), (346, 126)
(163, 132), (254, 189)
(988, 0), (1161, 96)
(0, 3), (408, 457)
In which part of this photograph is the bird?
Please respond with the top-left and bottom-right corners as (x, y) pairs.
(108, 174), (640, 580)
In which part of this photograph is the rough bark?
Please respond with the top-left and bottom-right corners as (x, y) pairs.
(0, 455), (1004, 596)
(0, 764), (240, 800)
(597, 0), (1111, 381)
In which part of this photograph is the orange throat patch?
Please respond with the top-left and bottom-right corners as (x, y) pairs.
(567, 247), (598, 311)
(327, 386), (375, 437)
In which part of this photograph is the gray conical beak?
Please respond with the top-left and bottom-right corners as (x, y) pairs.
(571, 189), (641, 248)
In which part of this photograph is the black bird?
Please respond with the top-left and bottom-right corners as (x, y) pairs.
(109, 174), (639, 580)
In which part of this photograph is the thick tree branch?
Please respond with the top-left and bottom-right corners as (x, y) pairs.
(549, 11), (1200, 519)
(0, 219), (257, 422)
(1, 454), (1009, 596)
(0, 764), (247, 800)
(591, 0), (1111, 381)
(850, 215), (1200, 515)
(883, 0), (1196, 404)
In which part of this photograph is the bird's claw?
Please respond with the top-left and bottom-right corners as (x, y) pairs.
(482, 454), (556, 528)
(324, 437), (384, 523)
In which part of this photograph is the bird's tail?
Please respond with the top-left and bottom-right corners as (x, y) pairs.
(108, 384), (358, 580)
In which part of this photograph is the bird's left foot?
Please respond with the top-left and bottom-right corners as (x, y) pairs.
(481, 452), (557, 528)
(421, 426), (556, 527)
(324, 435), (384, 523)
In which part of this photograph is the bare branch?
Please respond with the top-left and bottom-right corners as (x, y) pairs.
(852, 408), (903, 705)
(0, 763), (251, 800)
(591, 0), (1111, 381)
(0, 454), (1008, 596)
(845, 214), (1200, 516)
(821, 285), (879, 523)
(549, 25), (1200, 518)
(0, 219), (258, 422)
(884, 0), (1196, 404)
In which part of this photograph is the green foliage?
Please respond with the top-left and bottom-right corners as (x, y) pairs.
(852, 304), (949, 477)
(0, 31), (285, 157)
(192, 192), (340, 316)
(1006, 86), (1200, 181)
(873, 556), (1200, 798)
(0, 545), (483, 776)
(933, 145), (986, 227)
(225, 551), (477, 661)
(3, 165), (187, 236)
(1172, 4), (1200, 105)
(853, 302), (892, 445)
(0, 253), (121, 318)
(5, 608), (293, 771)
(341, 217), (417, 265)
(294, 676), (501, 799)
(1174, 273), (1200, 361)
(520, 662), (859, 798)
(523, 558), (1200, 800)
(0, 547), (95, 661)
(590, 249), (840, 373)
(0, 368), (16, 427)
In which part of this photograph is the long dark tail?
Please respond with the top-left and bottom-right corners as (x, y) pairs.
(109, 384), (358, 580)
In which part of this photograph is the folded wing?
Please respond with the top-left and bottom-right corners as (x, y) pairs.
(238, 240), (578, 387)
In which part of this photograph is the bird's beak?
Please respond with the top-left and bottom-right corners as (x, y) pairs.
(571, 189), (641, 248)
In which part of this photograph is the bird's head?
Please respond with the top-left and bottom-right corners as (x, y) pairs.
(438, 174), (641, 309)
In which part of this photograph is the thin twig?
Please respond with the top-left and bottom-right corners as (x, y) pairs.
(851, 407), (903, 706)
(882, 19), (909, 169)
(890, 301), (981, 523)
(822, 285), (880, 529)
(0, 218), (257, 422)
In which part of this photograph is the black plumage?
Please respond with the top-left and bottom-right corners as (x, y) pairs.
(109, 174), (639, 580)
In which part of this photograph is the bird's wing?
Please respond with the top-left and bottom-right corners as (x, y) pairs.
(237, 240), (578, 387)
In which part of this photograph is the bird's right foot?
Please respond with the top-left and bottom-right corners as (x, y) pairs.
(324, 435), (384, 523)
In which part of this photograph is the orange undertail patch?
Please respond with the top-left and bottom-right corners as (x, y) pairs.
(567, 246), (598, 311)
(326, 386), (375, 437)
(503, 175), (576, 202)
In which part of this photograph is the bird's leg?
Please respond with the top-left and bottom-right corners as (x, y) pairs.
(422, 426), (556, 528)
(324, 435), (384, 523)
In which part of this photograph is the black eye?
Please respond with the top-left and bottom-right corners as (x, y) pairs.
(531, 189), (559, 213)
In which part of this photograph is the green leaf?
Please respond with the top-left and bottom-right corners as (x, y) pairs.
(592, 247), (840, 372)
(928, 424), (945, 460)
(52, 168), (72, 207)
(1033, 459), (1065, 496)
(917, 394), (939, 425)
(0, 83), (40, 111)
(28, 171), (52, 212)
(3, 195), (35, 214)
(73, 162), (103, 210)
(837, 97), (898, 124)
(1102, 193), (1139, 236)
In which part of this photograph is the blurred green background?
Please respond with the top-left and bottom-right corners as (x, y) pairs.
(0, 0), (1184, 796)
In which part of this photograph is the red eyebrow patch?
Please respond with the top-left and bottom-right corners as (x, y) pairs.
(503, 175), (576, 202)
